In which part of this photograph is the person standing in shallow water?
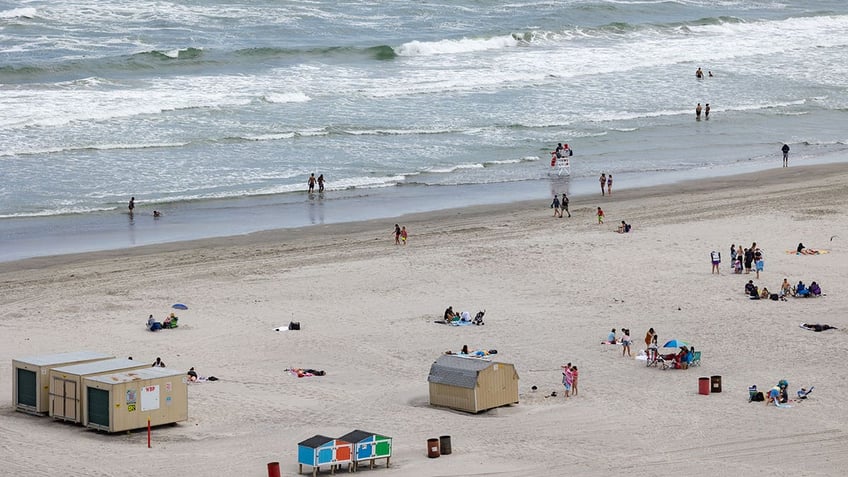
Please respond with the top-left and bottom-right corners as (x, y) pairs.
(696, 103), (702, 120)
(782, 144), (790, 167)
(705, 103), (710, 119)
(128, 197), (135, 214)
(317, 174), (325, 192)
(599, 173), (606, 196)
(307, 173), (316, 193)
(607, 174), (613, 196)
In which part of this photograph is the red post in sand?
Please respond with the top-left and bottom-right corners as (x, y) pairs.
(147, 417), (151, 448)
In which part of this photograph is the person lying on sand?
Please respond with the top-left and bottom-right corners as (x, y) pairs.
(801, 323), (837, 332)
(797, 243), (818, 255)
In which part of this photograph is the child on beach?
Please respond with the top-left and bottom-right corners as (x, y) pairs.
(597, 207), (604, 224)
(400, 226), (408, 245)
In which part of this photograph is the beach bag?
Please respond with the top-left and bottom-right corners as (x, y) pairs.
(770, 294), (778, 301)
(751, 392), (764, 402)
(288, 321), (301, 331)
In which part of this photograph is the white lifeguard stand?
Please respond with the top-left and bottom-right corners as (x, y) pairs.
(550, 152), (571, 176)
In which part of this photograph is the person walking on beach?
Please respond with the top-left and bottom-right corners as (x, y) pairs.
(599, 173), (606, 196)
(705, 103), (710, 119)
(307, 173), (316, 193)
(561, 193), (571, 217)
(607, 174), (613, 195)
(551, 194), (562, 218)
(597, 207), (604, 224)
(400, 226), (408, 245)
(696, 103), (702, 120)
(754, 247), (764, 279)
(317, 174), (325, 192)
(393, 224), (401, 245)
(128, 197), (135, 214)
(782, 144), (790, 167)
(710, 250), (721, 274)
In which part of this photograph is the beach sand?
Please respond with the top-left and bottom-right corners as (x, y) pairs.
(2, 163), (848, 476)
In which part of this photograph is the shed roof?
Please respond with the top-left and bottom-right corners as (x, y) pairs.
(51, 358), (141, 375)
(299, 435), (335, 448)
(86, 367), (184, 384)
(427, 354), (495, 389)
(338, 430), (381, 443)
(14, 351), (113, 366)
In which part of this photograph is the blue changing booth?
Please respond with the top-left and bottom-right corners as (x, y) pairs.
(298, 435), (353, 476)
(338, 430), (392, 470)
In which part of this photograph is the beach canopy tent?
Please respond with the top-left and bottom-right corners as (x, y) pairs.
(338, 430), (392, 470)
(48, 358), (148, 423)
(83, 367), (187, 432)
(298, 435), (353, 477)
(12, 351), (114, 415)
(427, 354), (519, 413)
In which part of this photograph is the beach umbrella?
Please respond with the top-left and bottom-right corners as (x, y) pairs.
(662, 339), (689, 348)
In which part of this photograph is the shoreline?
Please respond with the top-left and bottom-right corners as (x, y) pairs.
(2, 152), (846, 264)
(3, 161), (847, 273)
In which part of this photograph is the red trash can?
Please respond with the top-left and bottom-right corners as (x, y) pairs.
(698, 377), (710, 395)
(267, 462), (281, 477)
(427, 438), (440, 458)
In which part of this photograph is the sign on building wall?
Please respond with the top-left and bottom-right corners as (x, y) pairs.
(140, 385), (160, 411)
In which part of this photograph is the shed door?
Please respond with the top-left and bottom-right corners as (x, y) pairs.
(87, 388), (110, 428)
(51, 377), (77, 420)
(16, 368), (37, 407)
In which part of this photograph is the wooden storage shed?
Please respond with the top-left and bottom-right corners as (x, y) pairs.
(338, 429), (392, 470)
(297, 435), (353, 476)
(83, 367), (187, 432)
(49, 358), (148, 423)
(427, 355), (519, 413)
(12, 351), (114, 415)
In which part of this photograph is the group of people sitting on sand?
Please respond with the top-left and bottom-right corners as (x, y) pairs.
(147, 313), (179, 331)
(442, 306), (485, 325)
(745, 278), (822, 300)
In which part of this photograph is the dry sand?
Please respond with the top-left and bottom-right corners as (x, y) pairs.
(2, 163), (848, 476)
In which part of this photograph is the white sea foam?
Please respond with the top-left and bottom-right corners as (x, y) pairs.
(264, 92), (311, 103)
(395, 35), (520, 56)
(0, 7), (36, 19)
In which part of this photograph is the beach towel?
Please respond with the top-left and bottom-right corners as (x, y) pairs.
(172, 303), (189, 310)
(785, 249), (829, 255)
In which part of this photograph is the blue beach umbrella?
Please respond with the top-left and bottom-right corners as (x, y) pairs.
(662, 339), (689, 348)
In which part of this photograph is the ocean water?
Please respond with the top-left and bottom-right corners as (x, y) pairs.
(2, 0), (847, 261)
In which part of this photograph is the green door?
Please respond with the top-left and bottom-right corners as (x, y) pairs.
(87, 388), (110, 429)
(16, 369), (37, 408)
